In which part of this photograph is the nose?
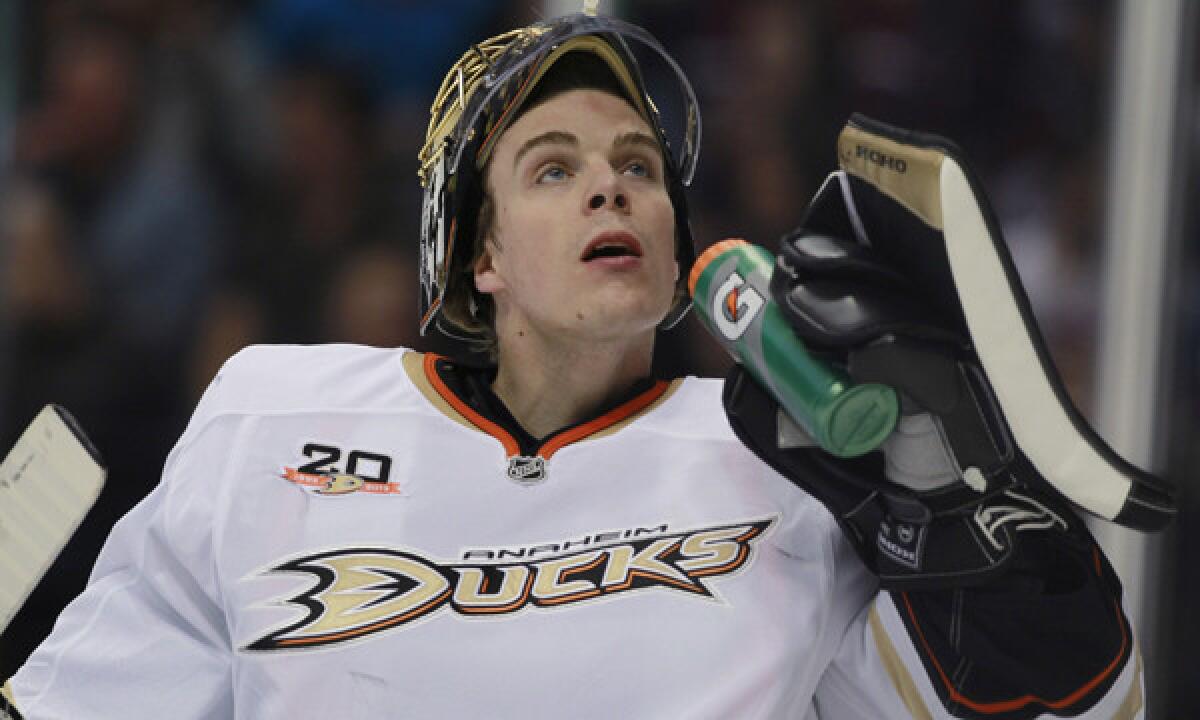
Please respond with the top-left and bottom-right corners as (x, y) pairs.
(588, 192), (628, 210)
(584, 166), (629, 215)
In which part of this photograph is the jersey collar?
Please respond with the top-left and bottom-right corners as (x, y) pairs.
(403, 351), (678, 463)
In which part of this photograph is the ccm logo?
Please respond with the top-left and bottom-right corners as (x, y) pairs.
(856, 145), (908, 173)
(712, 270), (764, 340)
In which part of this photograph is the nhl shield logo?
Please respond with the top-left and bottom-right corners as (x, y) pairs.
(507, 455), (547, 485)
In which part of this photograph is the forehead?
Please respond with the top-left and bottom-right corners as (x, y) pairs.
(493, 89), (657, 157)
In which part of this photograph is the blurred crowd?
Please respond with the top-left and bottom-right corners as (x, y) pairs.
(0, 0), (1120, 680)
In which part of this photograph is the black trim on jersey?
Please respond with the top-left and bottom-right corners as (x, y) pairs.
(0, 689), (22, 720)
(433, 356), (657, 458)
(890, 542), (1132, 719)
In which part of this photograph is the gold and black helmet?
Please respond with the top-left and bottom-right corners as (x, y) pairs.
(417, 11), (702, 340)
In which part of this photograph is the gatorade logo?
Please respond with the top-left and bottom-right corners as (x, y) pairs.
(713, 271), (764, 340)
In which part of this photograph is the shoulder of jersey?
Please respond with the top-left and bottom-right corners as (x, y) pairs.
(194, 343), (420, 422)
(638, 375), (744, 444)
(647, 376), (832, 509)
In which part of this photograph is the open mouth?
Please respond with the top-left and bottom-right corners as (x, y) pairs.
(581, 232), (644, 262)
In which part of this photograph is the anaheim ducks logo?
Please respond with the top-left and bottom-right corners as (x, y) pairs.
(317, 473), (365, 495)
(244, 518), (774, 651)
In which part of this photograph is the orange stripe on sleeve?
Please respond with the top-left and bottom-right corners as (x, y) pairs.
(897, 586), (1130, 715)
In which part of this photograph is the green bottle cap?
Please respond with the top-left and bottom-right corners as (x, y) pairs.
(821, 383), (900, 458)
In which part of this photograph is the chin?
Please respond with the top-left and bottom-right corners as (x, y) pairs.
(579, 297), (673, 338)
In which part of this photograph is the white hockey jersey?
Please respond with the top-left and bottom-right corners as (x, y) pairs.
(8, 345), (1143, 719)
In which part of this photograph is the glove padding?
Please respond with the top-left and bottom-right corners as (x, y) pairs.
(726, 369), (1094, 589)
(723, 114), (1177, 590)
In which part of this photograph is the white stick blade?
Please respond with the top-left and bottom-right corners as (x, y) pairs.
(0, 405), (105, 633)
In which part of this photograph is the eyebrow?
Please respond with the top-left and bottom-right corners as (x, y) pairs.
(511, 130), (663, 170)
(612, 131), (662, 157)
(513, 131), (577, 170)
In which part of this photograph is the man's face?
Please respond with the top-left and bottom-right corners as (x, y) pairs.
(474, 88), (679, 345)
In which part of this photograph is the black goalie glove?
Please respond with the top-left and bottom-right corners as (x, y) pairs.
(722, 114), (1177, 590)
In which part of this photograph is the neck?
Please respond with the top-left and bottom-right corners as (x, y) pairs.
(491, 323), (655, 439)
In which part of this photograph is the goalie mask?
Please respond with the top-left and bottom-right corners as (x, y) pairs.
(417, 12), (702, 340)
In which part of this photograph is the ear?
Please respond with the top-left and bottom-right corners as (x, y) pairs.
(473, 241), (505, 295)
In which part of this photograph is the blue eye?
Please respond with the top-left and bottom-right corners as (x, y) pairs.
(624, 161), (649, 178)
(537, 165), (568, 183)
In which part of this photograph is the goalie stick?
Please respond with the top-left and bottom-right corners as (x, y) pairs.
(0, 405), (105, 635)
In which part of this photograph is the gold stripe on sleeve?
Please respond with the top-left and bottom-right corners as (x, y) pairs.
(1112, 648), (1144, 720)
(1, 679), (23, 719)
(868, 606), (934, 720)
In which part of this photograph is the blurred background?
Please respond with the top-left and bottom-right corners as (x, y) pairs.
(0, 0), (1195, 716)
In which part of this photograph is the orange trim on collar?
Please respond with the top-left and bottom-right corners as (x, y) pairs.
(538, 379), (670, 460)
(421, 353), (671, 461)
(424, 353), (521, 457)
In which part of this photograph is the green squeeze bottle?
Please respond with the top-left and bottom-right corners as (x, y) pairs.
(688, 238), (898, 458)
